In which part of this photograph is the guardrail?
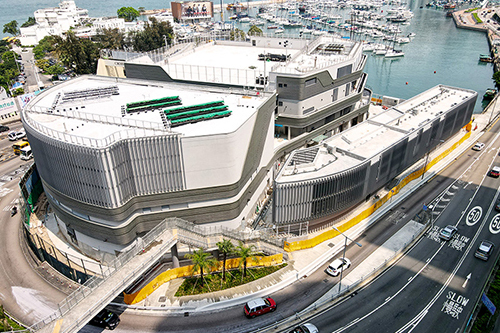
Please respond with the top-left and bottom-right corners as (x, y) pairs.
(30, 218), (175, 331)
(261, 214), (431, 333)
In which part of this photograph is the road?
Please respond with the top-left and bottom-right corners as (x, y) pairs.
(0, 139), (65, 326)
(0, 116), (498, 333)
(15, 47), (51, 93)
(296, 121), (500, 333)
(77, 129), (500, 332)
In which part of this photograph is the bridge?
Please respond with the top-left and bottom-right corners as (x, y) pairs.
(31, 218), (283, 333)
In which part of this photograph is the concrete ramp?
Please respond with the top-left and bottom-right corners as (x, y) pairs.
(33, 222), (177, 333)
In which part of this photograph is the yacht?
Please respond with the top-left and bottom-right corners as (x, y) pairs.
(385, 49), (404, 57)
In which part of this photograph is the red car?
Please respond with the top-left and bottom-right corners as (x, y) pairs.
(490, 166), (500, 178)
(244, 297), (276, 318)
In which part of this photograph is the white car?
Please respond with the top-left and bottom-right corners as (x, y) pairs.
(439, 225), (457, 241)
(8, 130), (25, 141)
(472, 142), (485, 151)
(326, 257), (351, 277)
(289, 323), (319, 333)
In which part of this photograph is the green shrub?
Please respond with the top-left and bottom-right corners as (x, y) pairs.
(175, 263), (287, 296)
(473, 12), (483, 23)
(0, 305), (25, 330)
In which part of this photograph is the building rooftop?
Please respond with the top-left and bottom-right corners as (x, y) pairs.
(277, 85), (476, 182)
(24, 76), (271, 147)
(126, 35), (358, 87)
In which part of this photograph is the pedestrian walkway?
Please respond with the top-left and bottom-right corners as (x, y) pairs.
(33, 95), (500, 324)
(118, 99), (498, 315)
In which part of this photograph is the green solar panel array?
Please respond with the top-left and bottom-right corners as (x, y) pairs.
(126, 96), (181, 113)
(170, 110), (232, 127)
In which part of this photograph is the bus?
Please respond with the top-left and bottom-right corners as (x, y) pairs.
(13, 141), (29, 155)
(20, 146), (32, 160)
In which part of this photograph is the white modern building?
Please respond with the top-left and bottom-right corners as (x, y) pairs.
(20, 1), (89, 45)
(22, 35), (475, 258)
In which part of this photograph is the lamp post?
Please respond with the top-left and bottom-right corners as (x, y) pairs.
(332, 226), (362, 294)
(422, 139), (445, 180)
(489, 94), (499, 125)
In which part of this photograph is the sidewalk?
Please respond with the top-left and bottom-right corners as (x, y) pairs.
(113, 100), (496, 315)
(34, 97), (497, 318)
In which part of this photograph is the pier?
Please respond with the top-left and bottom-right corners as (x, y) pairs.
(453, 6), (500, 71)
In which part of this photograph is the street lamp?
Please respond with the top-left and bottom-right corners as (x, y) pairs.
(332, 226), (362, 294)
(421, 139), (445, 180)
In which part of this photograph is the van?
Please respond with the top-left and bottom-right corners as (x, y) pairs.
(20, 146), (32, 160)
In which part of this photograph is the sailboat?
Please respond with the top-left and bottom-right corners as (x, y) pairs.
(385, 25), (404, 58)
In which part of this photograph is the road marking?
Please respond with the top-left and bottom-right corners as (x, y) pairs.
(395, 184), (500, 333)
(347, 318), (360, 326)
(462, 273), (471, 288)
(489, 214), (500, 234)
(0, 188), (13, 197)
(330, 131), (500, 333)
(466, 206), (482, 226)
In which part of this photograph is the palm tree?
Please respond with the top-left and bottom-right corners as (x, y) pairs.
(184, 248), (217, 286)
(216, 239), (234, 281)
(235, 241), (258, 278)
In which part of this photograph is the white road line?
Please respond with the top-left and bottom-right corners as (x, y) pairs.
(330, 131), (500, 333)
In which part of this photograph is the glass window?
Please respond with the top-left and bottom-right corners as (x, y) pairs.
(305, 78), (317, 87)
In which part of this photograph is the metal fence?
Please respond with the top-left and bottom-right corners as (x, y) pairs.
(23, 111), (169, 149)
(30, 218), (175, 331)
(259, 213), (431, 333)
(28, 216), (288, 331)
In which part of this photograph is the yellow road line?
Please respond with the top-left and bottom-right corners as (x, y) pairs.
(52, 319), (63, 333)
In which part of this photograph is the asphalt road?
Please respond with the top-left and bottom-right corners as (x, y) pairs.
(77, 136), (500, 332)
(0, 118), (498, 332)
(0, 144), (65, 326)
(296, 120), (500, 333)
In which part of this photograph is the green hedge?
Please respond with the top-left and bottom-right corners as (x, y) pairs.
(175, 264), (287, 296)
(0, 305), (25, 331)
(466, 7), (480, 13)
(473, 12), (483, 23)
(471, 269), (500, 332)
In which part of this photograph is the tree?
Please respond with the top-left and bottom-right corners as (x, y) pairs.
(33, 36), (56, 60)
(493, 71), (500, 89)
(12, 87), (24, 97)
(185, 248), (217, 287)
(94, 28), (126, 50)
(129, 17), (173, 52)
(117, 7), (140, 22)
(36, 59), (50, 72)
(235, 242), (258, 278)
(47, 64), (65, 75)
(230, 28), (246, 41)
(53, 31), (100, 74)
(216, 239), (234, 281)
(248, 25), (263, 36)
(138, 7), (146, 13)
(3, 21), (19, 36)
(21, 17), (36, 28)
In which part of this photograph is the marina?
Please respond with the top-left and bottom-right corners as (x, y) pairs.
(0, 0), (495, 112)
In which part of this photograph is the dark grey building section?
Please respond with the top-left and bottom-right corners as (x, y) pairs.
(273, 92), (476, 225)
(125, 63), (174, 82)
(275, 56), (366, 101)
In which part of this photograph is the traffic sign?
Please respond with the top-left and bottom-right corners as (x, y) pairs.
(482, 293), (496, 315)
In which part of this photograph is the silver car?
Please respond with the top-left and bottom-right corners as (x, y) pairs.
(475, 241), (495, 261)
(439, 225), (457, 241)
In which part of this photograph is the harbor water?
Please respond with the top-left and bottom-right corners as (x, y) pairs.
(0, 0), (494, 112)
